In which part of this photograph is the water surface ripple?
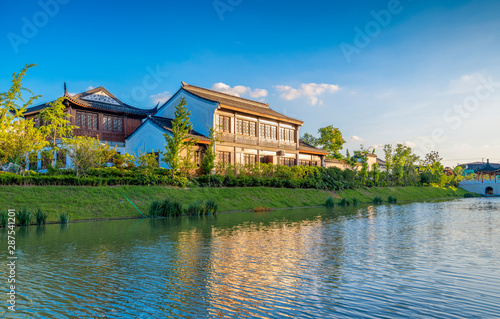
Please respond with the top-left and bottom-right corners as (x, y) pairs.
(1, 198), (499, 318)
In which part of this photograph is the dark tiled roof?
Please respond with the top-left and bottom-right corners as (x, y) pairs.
(376, 158), (386, 166)
(465, 161), (500, 171)
(475, 160), (500, 173)
(26, 86), (156, 116)
(299, 139), (328, 154)
(181, 82), (303, 125)
(149, 116), (209, 142)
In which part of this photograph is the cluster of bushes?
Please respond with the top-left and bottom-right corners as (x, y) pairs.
(0, 168), (189, 187)
(0, 161), (458, 191)
(149, 198), (218, 218)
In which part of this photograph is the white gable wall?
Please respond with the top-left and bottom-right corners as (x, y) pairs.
(155, 90), (218, 137)
(125, 120), (171, 168)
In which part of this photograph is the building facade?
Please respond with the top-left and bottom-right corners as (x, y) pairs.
(126, 82), (327, 168)
(26, 82), (328, 171)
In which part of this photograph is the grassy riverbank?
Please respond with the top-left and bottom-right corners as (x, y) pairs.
(0, 185), (473, 223)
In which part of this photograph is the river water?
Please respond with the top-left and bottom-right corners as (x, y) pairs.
(1, 198), (499, 318)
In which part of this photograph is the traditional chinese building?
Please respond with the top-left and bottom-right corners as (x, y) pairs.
(126, 82), (328, 168)
(25, 85), (156, 169)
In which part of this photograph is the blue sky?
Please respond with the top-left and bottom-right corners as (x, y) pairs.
(2, 0), (500, 166)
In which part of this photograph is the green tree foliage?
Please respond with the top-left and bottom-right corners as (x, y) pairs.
(301, 126), (345, 159)
(0, 64), (47, 175)
(40, 96), (76, 148)
(201, 127), (217, 175)
(371, 162), (380, 186)
(64, 136), (116, 177)
(162, 98), (197, 177)
(137, 151), (159, 176)
(300, 133), (318, 147)
(39, 96), (77, 169)
(113, 153), (136, 176)
(383, 144), (393, 184)
(317, 125), (346, 159)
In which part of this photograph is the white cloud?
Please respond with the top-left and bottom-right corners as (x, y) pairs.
(150, 91), (172, 105)
(211, 82), (268, 100)
(275, 83), (340, 105)
(86, 86), (95, 91)
(350, 135), (363, 142)
(437, 72), (489, 96)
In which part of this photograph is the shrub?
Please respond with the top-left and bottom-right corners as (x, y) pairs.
(352, 197), (358, 206)
(16, 208), (32, 226)
(325, 197), (335, 208)
(35, 208), (48, 225)
(204, 200), (218, 215)
(0, 211), (7, 227)
(373, 196), (383, 204)
(148, 200), (163, 218)
(163, 199), (183, 217)
(59, 212), (70, 224)
(339, 198), (352, 207)
(388, 196), (397, 204)
(186, 201), (207, 216)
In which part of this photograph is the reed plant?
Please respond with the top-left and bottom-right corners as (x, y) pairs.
(186, 201), (207, 216)
(148, 200), (162, 218)
(204, 200), (218, 215)
(163, 199), (183, 217)
(325, 197), (335, 208)
(16, 208), (32, 226)
(59, 212), (70, 224)
(35, 208), (48, 225)
(388, 196), (397, 204)
(0, 210), (7, 227)
(339, 198), (351, 207)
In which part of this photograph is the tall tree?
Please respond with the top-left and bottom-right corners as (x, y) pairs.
(0, 64), (46, 175)
(39, 96), (77, 168)
(162, 98), (197, 177)
(201, 127), (217, 175)
(383, 144), (393, 184)
(317, 125), (346, 159)
(64, 136), (116, 177)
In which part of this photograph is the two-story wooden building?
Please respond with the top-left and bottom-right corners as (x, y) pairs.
(126, 82), (327, 168)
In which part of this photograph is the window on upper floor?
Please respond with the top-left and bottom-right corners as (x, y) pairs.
(103, 115), (123, 132)
(259, 123), (277, 140)
(76, 112), (98, 130)
(279, 127), (295, 143)
(236, 119), (257, 136)
(217, 114), (231, 133)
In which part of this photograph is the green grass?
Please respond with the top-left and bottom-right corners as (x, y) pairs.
(0, 185), (472, 223)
